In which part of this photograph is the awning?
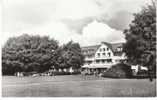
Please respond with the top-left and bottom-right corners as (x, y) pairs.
(82, 63), (113, 69)
(82, 64), (90, 68)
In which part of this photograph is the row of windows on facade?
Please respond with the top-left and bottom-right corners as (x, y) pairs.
(116, 47), (123, 52)
(85, 59), (112, 64)
(99, 47), (109, 52)
(96, 59), (112, 63)
(85, 59), (122, 64)
(82, 49), (94, 54)
(83, 47), (110, 54)
(86, 52), (111, 58)
(96, 52), (111, 57)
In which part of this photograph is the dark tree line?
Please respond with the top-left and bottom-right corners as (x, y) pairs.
(123, 1), (156, 81)
(2, 34), (84, 75)
(52, 41), (84, 71)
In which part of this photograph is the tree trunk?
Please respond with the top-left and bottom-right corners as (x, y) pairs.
(148, 66), (153, 82)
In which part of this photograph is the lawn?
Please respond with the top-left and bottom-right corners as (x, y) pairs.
(2, 75), (156, 97)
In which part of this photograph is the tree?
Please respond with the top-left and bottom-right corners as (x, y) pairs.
(123, 1), (156, 81)
(2, 34), (59, 75)
(56, 41), (84, 71)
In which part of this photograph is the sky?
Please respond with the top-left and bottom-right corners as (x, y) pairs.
(1, 0), (151, 46)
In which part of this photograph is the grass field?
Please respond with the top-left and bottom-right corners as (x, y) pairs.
(2, 75), (156, 97)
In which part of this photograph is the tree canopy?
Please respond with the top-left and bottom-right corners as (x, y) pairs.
(123, 1), (156, 76)
(2, 34), (84, 75)
(2, 34), (59, 74)
(55, 41), (84, 70)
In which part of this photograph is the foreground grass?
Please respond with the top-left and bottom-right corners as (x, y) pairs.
(2, 75), (156, 97)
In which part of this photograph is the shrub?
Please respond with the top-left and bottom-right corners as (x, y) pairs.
(71, 72), (81, 75)
(52, 71), (70, 75)
(52, 71), (81, 75)
(102, 63), (132, 78)
(132, 69), (156, 79)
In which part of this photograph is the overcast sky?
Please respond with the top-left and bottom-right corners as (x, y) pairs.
(1, 0), (151, 46)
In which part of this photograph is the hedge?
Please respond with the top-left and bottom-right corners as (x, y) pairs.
(102, 63), (132, 78)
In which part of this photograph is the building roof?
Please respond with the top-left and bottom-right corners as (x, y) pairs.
(81, 45), (101, 50)
(81, 45), (100, 56)
(111, 43), (124, 51)
(111, 43), (124, 56)
(81, 42), (124, 56)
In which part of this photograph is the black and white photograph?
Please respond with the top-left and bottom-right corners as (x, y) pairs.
(1, 0), (156, 97)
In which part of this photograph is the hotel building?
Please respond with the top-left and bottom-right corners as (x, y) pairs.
(81, 42), (126, 72)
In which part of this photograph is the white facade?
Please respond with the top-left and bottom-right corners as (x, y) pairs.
(82, 42), (126, 69)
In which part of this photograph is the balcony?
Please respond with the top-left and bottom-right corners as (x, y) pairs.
(85, 57), (95, 61)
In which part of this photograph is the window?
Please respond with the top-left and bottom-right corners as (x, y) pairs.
(99, 48), (102, 52)
(103, 53), (106, 56)
(107, 59), (112, 63)
(120, 47), (122, 51)
(96, 60), (100, 63)
(102, 60), (105, 63)
(108, 52), (111, 57)
(117, 47), (122, 51)
(88, 55), (91, 58)
(87, 61), (92, 64)
(103, 48), (105, 51)
(89, 49), (93, 53)
(116, 48), (119, 51)
(107, 48), (109, 51)
(97, 53), (100, 57)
